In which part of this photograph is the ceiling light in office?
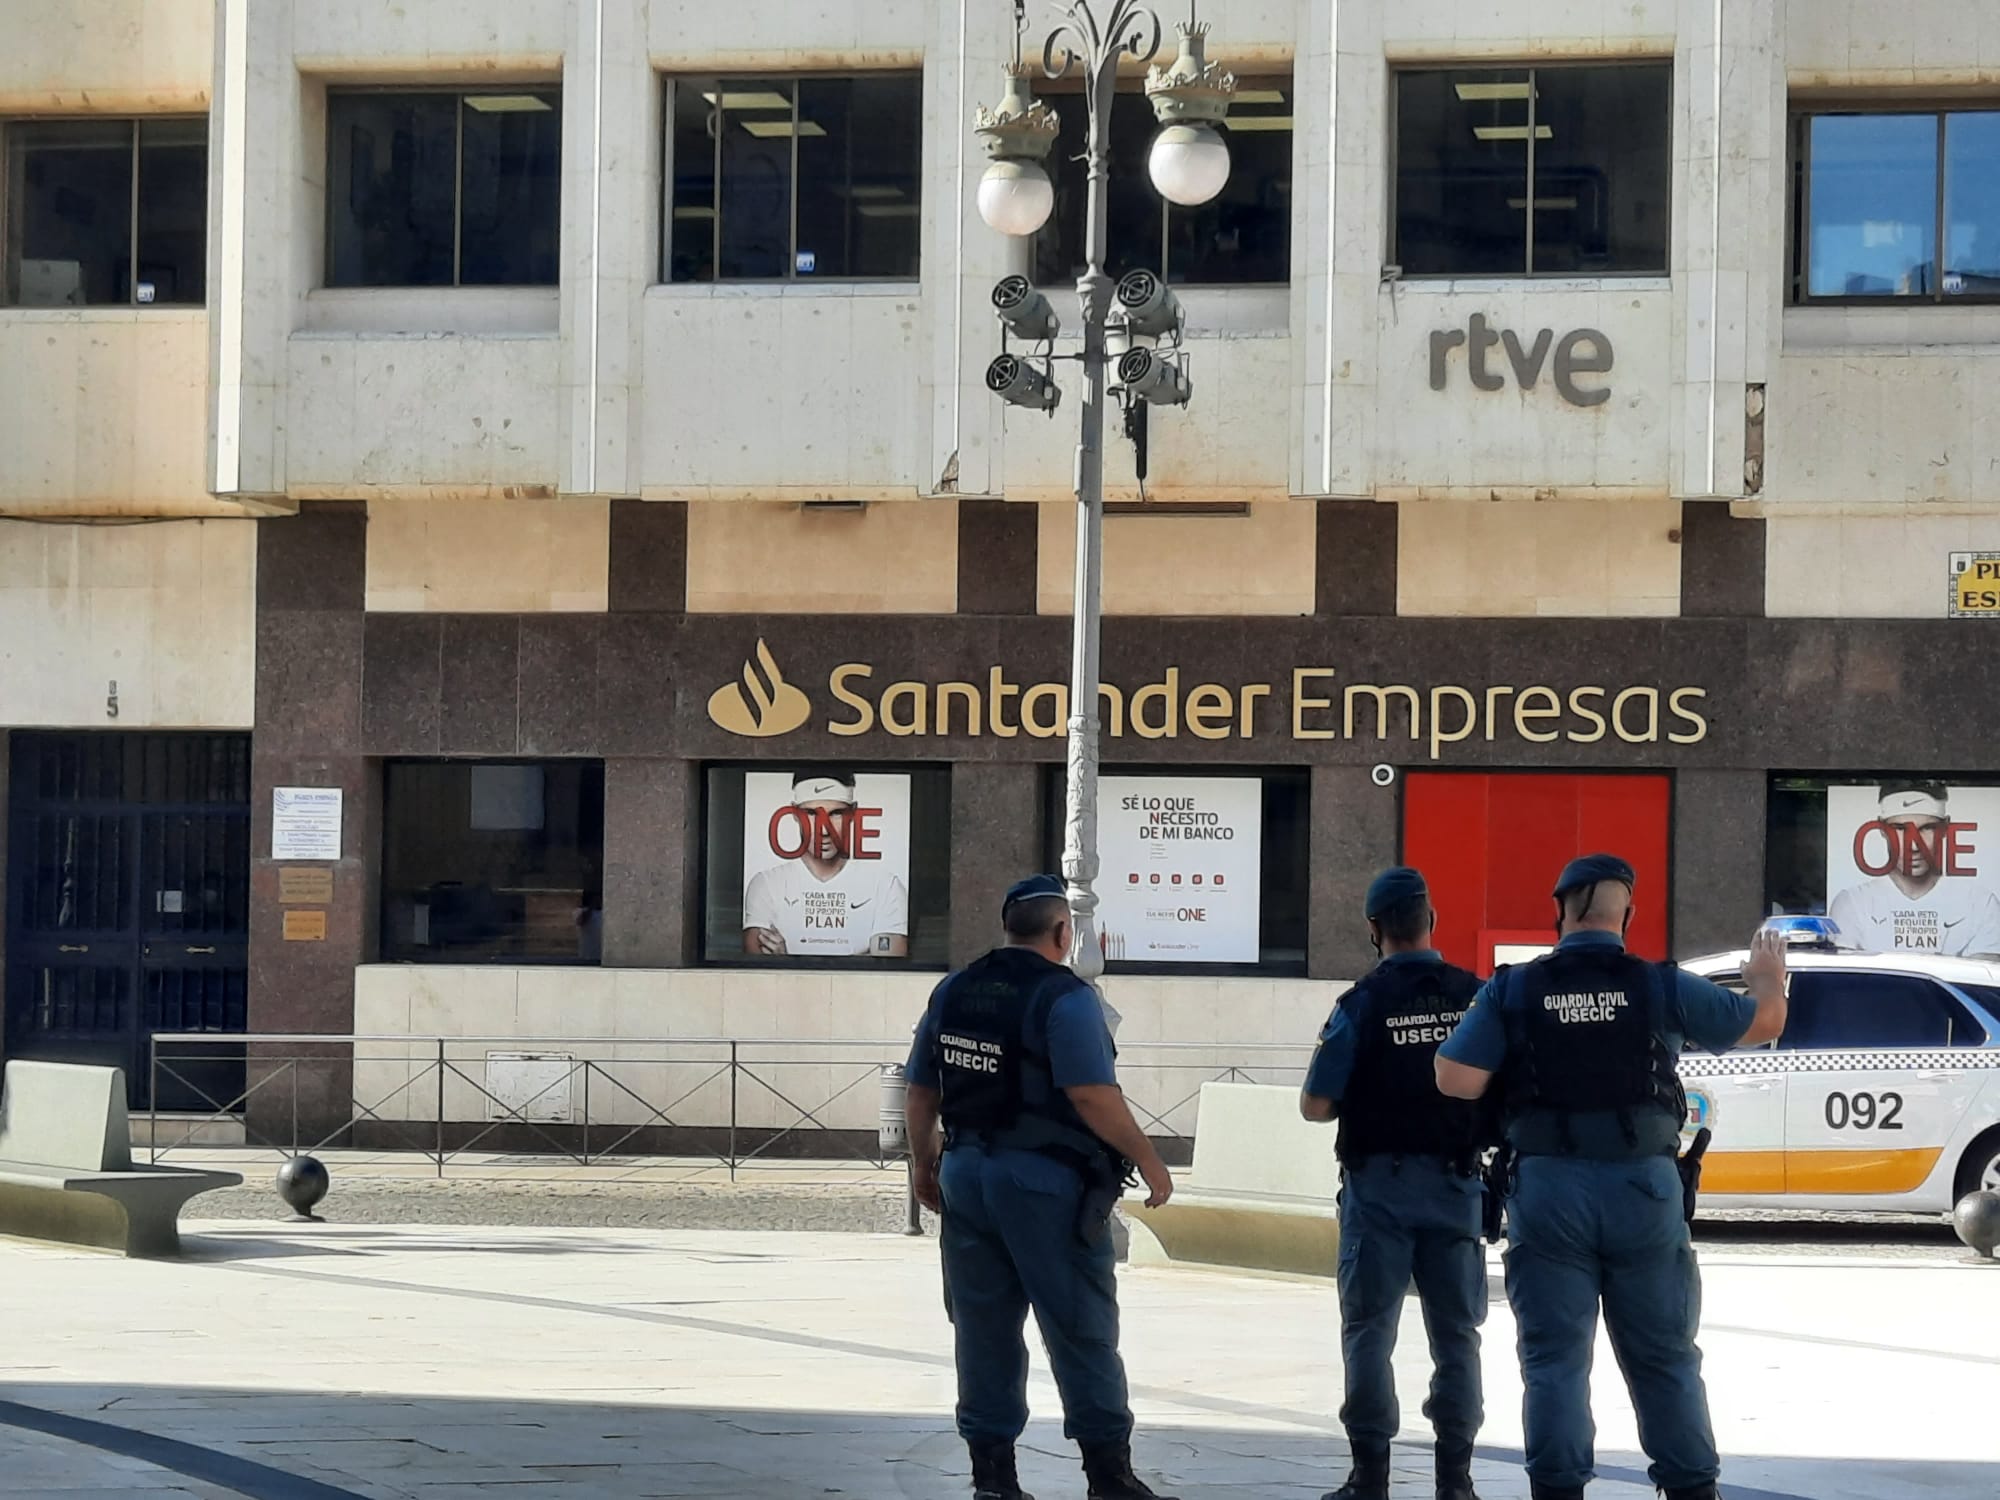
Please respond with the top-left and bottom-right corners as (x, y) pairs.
(1226, 117), (1293, 132)
(1507, 196), (1579, 210)
(741, 119), (828, 138)
(1474, 124), (1553, 141)
(464, 95), (552, 113)
(856, 203), (923, 218)
(702, 90), (792, 111)
(1233, 90), (1288, 105)
(1455, 82), (1533, 101)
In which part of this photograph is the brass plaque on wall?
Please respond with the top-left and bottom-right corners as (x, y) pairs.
(279, 867), (335, 904)
(282, 910), (328, 942)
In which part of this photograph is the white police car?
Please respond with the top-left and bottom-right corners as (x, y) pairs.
(1678, 918), (2000, 1214)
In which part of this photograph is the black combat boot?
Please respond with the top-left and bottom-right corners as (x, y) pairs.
(968, 1441), (1034, 1500)
(1435, 1440), (1481, 1500)
(1080, 1440), (1178, 1500)
(1323, 1445), (1391, 1500)
(1661, 1486), (1721, 1500)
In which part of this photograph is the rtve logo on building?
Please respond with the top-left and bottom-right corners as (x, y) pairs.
(706, 642), (1711, 758)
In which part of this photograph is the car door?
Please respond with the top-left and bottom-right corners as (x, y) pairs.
(1779, 970), (1981, 1199)
(1678, 968), (1787, 1196)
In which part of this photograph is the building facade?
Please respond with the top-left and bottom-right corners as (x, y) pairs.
(6, 0), (2000, 1141)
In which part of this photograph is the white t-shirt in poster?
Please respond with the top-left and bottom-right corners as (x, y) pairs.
(743, 859), (910, 957)
(1829, 876), (2000, 957)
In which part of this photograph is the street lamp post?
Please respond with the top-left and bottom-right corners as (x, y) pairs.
(975, 3), (1235, 990)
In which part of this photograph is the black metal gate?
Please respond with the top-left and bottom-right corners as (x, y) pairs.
(4, 733), (251, 1110)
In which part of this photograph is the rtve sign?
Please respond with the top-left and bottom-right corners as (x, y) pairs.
(706, 641), (1708, 760)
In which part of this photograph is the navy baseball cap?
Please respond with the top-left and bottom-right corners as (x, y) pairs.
(1002, 873), (1067, 917)
(1364, 866), (1428, 919)
(1552, 854), (1636, 898)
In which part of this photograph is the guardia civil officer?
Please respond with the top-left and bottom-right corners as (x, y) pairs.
(1299, 867), (1491, 1500)
(904, 875), (1178, 1500)
(1434, 856), (1789, 1500)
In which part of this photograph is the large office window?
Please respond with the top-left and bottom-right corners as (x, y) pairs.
(1042, 767), (1308, 973)
(703, 764), (951, 966)
(379, 761), (604, 964)
(326, 90), (561, 288)
(1792, 109), (2000, 301)
(2, 118), (208, 306)
(668, 76), (923, 283)
(1394, 64), (1672, 277)
(1029, 81), (1293, 287)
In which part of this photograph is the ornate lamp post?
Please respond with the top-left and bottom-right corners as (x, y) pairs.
(975, 3), (1234, 989)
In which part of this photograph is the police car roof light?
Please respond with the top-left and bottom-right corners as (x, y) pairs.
(1758, 915), (1851, 950)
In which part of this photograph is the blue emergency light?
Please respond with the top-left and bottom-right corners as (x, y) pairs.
(1758, 914), (1851, 950)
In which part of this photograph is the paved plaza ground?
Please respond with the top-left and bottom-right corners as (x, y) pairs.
(3, 1207), (1998, 1500)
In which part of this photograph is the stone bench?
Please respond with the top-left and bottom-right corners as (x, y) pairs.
(0, 1060), (241, 1257)
(1125, 1080), (1340, 1277)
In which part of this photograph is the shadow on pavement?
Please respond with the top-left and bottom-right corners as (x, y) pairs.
(2, 1382), (1990, 1500)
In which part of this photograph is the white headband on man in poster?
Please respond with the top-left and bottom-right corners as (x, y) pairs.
(1879, 788), (1948, 820)
(791, 776), (856, 806)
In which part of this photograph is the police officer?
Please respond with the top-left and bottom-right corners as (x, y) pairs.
(1434, 855), (1790, 1500)
(904, 875), (1177, 1500)
(1300, 867), (1491, 1500)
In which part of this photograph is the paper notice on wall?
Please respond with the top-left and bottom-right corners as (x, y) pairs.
(1097, 776), (1262, 964)
(1825, 781), (2000, 956)
(272, 787), (343, 861)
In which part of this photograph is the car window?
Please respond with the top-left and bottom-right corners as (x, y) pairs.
(1942, 985), (1999, 1046)
(1709, 973), (1780, 1052)
(1780, 972), (1980, 1050)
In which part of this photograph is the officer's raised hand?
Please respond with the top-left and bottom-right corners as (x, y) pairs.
(1737, 924), (1791, 1047)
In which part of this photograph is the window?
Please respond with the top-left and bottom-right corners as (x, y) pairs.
(703, 764), (951, 966)
(379, 760), (603, 964)
(325, 90), (561, 288)
(1029, 80), (1292, 287)
(1393, 64), (1672, 277)
(1766, 775), (2000, 958)
(668, 76), (923, 283)
(1780, 972), (1983, 1050)
(1792, 108), (2000, 301)
(2, 118), (207, 306)
(1043, 767), (1308, 973)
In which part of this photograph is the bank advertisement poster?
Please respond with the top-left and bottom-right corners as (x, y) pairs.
(1097, 776), (1261, 964)
(740, 771), (911, 959)
(1825, 781), (2000, 956)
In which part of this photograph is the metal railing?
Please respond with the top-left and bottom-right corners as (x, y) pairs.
(146, 1033), (1309, 1180)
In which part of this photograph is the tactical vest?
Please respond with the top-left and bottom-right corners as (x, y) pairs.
(1336, 960), (1494, 1168)
(1501, 945), (1685, 1154)
(929, 948), (1102, 1161)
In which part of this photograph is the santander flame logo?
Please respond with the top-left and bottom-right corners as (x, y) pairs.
(707, 639), (812, 737)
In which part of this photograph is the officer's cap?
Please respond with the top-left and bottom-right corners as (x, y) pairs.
(1002, 873), (1068, 917)
(1552, 854), (1637, 899)
(1364, 866), (1429, 920)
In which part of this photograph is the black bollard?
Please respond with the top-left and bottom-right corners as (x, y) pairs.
(276, 1154), (330, 1222)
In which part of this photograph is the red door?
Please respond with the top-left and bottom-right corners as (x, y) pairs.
(1402, 772), (1672, 972)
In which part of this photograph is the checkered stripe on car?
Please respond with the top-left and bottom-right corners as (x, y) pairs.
(1681, 1050), (2000, 1078)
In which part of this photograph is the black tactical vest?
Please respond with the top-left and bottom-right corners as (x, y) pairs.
(1336, 960), (1493, 1167)
(1501, 945), (1685, 1153)
(929, 948), (1098, 1157)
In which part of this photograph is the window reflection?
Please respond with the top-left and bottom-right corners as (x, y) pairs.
(1805, 114), (1937, 298)
(1944, 113), (2000, 296)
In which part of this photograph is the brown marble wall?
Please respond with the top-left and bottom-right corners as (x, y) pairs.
(1680, 502), (1766, 619)
(1308, 764), (1401, 981)
(609, 501), (688, 613)
(1672, 769), (1769, 958)
(957, 500), (1039, 616)
(948, 763), (1044, 964)
(250, 502), (371, 1134)
(602, 758), (700, 967)
(1316, 501), (1399, 616)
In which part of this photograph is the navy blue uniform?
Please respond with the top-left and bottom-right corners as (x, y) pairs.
(1440, 932), (1755, 1494)
(1305, 952), (1489, 1458)
(908, 947), (1132, 1448)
